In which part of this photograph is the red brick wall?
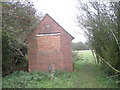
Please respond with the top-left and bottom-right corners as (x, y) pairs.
(28, 35), (38, 71)
(37, 35), (60, 51)
(28, 14), (73, 72)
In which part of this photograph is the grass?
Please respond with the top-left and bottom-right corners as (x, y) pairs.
(2, 50), (118, 88)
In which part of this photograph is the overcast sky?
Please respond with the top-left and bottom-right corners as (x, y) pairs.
(32, 0), (87, 43)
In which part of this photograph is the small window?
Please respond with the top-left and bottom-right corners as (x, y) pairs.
(46, 24), (50, 28)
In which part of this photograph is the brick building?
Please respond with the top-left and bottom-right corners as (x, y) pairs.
(28, 14), (74, 72)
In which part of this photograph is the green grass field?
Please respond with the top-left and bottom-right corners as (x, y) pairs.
(2, 50), (118, 88)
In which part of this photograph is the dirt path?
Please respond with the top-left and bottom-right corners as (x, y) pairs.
(74, 50), (118, 88)
(75, 63), (99, 88)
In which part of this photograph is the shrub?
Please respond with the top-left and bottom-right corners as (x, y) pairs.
(72, 51), (82, 70)
(2, 71), (51, 88)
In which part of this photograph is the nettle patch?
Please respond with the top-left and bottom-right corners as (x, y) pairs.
(2, 70), (72, 88)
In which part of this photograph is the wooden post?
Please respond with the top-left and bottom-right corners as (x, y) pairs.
(50, 64), (55, 81)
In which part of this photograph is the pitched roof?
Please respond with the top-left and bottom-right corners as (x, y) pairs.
(41, 14), (74, 39)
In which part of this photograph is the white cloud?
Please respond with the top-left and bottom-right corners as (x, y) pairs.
(32, 0), (87, 43)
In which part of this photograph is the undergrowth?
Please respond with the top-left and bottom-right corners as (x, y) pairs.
(2, 50), (118, 88)
(2, 70), (73, 88)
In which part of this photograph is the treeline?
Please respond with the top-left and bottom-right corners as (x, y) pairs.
(2, 1), (42, 75)
(72, 42), (90, 50)
(77, 0), (120, 76)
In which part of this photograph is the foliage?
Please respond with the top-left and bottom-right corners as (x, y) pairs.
(72, 51), (82, 70)
(77, 0), (120, 74)
(2, 1), (42, 74)
(2, 50), (118, 88)
(2, 70), (70, 88)
(72, 41), (90, 50)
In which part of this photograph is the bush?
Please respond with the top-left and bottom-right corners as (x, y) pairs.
(2, 71), (51, 88)
(100, 64), (114, 76)
(72, 51), (82, 70)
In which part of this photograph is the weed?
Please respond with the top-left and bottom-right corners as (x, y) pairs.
(2, 50), (118, 88)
